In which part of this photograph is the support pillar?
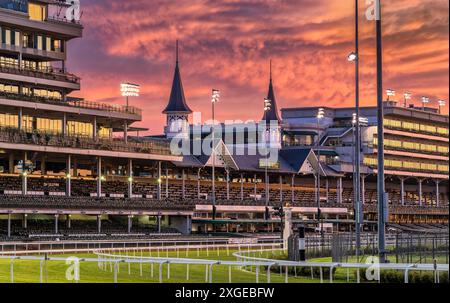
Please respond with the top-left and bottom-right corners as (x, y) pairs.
(240, 174), (244, 201)
(337, 177), (343, 204)
(40, 155), (46, 175)
(400, 177), (405, 206)
(62, 112), (67, 136)
(361, 175), (366, 204)
(18, 108), (23, 130)
(279, 175), (283, 203)
(97, 157), (102, 198)
(197, 168), (201, 199)
(93, 116), (98, 141)
(67, 215), (71, 229)
(97, 215), (102, 233)
(182, 169), (186, 199)
(418, 179), (423, 206)
(165, 167), (169, 198)
(157, 162), (162, 200)
(66, 155), (71, 197)
(291, 174), (295, 203)
(54, 214), (59, 234)
(226, 170), (230, 201)
(8, 153), (14, 174)
(127, 215), (132, 234)
(325, 178), (329, 203)
(21, 152), (27, 196)
(157, 215), (162, 233)
(128, 159), (133, 198)
(23, 214), (27, 229)
(435, 180), (440, 207)
(7, 213), (11, 238)
(254, 174), (257, 201)
(124, 121), (128, 143)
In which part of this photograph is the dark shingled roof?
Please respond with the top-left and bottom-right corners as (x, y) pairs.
(279, 148), (312, 172)
(262, 62), (281, 123)
(162, 43), (192, 114)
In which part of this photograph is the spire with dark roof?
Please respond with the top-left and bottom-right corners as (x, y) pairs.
(162, 41), (193, 114)
(262, 60), (281, 123)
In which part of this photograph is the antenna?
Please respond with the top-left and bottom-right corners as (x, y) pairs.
(269, 59), (272, 81)
(176, 40), (179, 64)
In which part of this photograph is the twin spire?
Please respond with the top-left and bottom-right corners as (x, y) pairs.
(162, 40), (192, 114)
(162, 41), (280, 123)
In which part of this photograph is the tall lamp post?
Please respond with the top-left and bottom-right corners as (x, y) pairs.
(438, 100), (446, 115)
(316, 108), (325, 238)
(403, 92), (412, 108)
(211, 89), (220, 221)
(421, 96), (429, 110)
(120, 82), (140, 143)
(375, 0), (387, 263)
(264, 98), (272, 220)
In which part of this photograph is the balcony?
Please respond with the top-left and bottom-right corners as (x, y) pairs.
(0, 90), (142, 118)
(0, 127), (172, 156)
(0, 62), (80, 88)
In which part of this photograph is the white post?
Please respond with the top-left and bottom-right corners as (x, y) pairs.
(97, 157), (102, 198)
(240, 174), (244, 201)
(361, 175), (365, 204)
(66, 154), (71, 197)
(226, 170), (230, 200)
(400, 178), (405, 206)
(182, 169), (186, 199)
(418, 179), (423, 206)
(128, 159), (133, 198)
(435, 180), (440, 207)
(54, 214), (59, 234)
(165, 167), (169, 198)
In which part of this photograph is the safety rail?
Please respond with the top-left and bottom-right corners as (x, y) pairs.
(0, 63), (80, 84)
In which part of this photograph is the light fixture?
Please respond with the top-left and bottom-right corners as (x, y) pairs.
(211, 89), (220, 103)
(22, 171), (27, 177)
(128, 176), (133, 183)
(438, 100), (446, 114)
(386, 89), (395, 100)
(264, 98), (271, 111)
(157, 178), (162, 184)
(66, 173), (71, 179)
(347, 52), (358, 62)
(120, 83), (140, 97)
(422, 96), (429, 104)
(100, 175), (106, 181)
(317, 108), (325, 119)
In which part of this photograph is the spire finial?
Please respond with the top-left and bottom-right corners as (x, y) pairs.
(269, 59), (272, 82)
(176, 40), (179, 65)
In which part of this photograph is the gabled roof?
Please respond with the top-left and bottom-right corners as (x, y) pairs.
(162, 42), (192, 114)
(262, 61), (281, 123)
(280, 148), (325, 175)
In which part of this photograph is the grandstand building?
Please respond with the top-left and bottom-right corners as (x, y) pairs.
(0, 1), (448, 239)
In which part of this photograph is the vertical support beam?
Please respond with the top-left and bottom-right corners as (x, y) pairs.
(18, 107), (23, 130)
(165, 167), (169, 198)
(325, 178), (329, 203)
(67, 215), (71, 229)
(7, 213), (11, 238)
(226, 170), (230, 201)
(182, 169), (186, 199)
(66, 154), (71, 197)
(157, 162), (162, 200)
(21, 152), (27, 196)
(8, 153), (14, 174)
(124, 121), (128, 143)
(62, 112), (67, 136)
(93, 116), (98, 141)
(361, 175), (366, 204)
(97, 156), (102, 198)
(279, 175), (283, 203)
(23, 214), (27, 229)
(240, 174), (244, 201)
(254, 174), (257, 201)
(400, 177), (405, 206)
(127, 215), (132, 234)
(54, 214), (59, 234)
(97, 215), (102, 233)
(337, 177), (343, 204)
(197, 168), (201, 199)
(128, 159), (133, 198)
(157, 215), (161, 233)
(40, 155), (46, 175)
(291, 174), (295, 203)
(418, 179), (423, 206)
(435, 180), (440, 207)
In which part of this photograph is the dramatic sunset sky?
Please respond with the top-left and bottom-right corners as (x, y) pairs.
(67, 0), (449, 134)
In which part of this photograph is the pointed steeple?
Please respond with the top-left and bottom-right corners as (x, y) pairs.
(262, 60), (281, 123)
(162, 41), (193, 114)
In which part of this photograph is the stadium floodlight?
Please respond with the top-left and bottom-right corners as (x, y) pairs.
(421, 96), (429, 110)
(211, 88), (220, 222)
(121, 82), (140, 109)
(353, 113), (368, 126)
(347, 52), (358, 62)
(438, 99), (446, 114)
(403, 92), (412, 107)
(264, 98), (272, 112)
(211, 89), (220, 103)
(386, 89), (395, 101)
(317, 108), (325, 119)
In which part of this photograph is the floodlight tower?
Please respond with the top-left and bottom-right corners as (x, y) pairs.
(386, 89), (395, 101)
(316, 108), (325, 239)
(403, 92), (412, 108)
(438, 100), (446, 115)
(421, 96), (430, 110)
(211, 89), (220, 221)
(120, 82), (140, 143)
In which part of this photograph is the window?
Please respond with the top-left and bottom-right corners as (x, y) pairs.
(37, 35), (43, 50)
(29, 3), (46, 21)
(37, 118), (62, 134)
(0, 113), (18, 128)
(67, 121), (94, 138)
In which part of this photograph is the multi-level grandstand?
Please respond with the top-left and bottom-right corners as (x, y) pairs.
(0, 0), (448, 241)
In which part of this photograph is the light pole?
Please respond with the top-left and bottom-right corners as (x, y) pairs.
(120, 82), (140, 143)
(421, 96), (429, 110)
(316, 108), (324, 238)
(375, 0), (387, 263)
(438, 100), (446, 115)
(403, 92), (412, 108)
(348, 0), (361, 261)
(211, 89), (220, 221)
(264, 98), (272, 221)
(386, 89), (395, 101)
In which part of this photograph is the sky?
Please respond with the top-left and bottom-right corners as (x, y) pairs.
(67, 0), (449, 134)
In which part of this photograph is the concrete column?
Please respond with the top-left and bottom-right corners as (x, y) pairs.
(66, 215), (71, 229)
(66, 154), (71, 197)
(97, 157), (102, 198)
(197, 168), (201, 199)
(54, 214), (59, 234)
(279, 175), (283, 203)
(127, 215), (132, 234)
(165, 167), (169, 198)
(97, 215), (102, 233)
(226, 170), (230, 201)
(18, 108), (23, 130)
(8, 153), (14, 174)
(325, 178), (329, 203)
(337, 177), (343, 204)
(157, 215), (162, 233)
(23, 214), (27, 229)
(254, 174), (257, 201)
(93, 116), (98, 141)
(418, 179), (423, 206)
(291, 174), (295, 203)
(40, 155), (46, 175)
(62, 112), (67, 136)
(182, 169), (186, 199)
(128, 159), (133, 198)
(7, 213), (11, 238)
(400, 178), (405, 206)
(124, 121), (128, 143)
(435, 180), (440, 207)
(240, 174), (244, 201)
(361, 175), (366, 205)
(157, 162), (162, 200)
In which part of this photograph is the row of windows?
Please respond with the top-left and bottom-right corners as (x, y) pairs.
(384, 118), (448, 136)
(0, 55), (52, 72)
(373, 137), (449, 154)
(0, 26), (64, 53)
(0, 113), (112, 138)
(0, 83), (62, 100)
(364, 157), (449, 173)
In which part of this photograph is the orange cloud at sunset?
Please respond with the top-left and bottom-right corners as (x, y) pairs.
(67, 0), (449, 134)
